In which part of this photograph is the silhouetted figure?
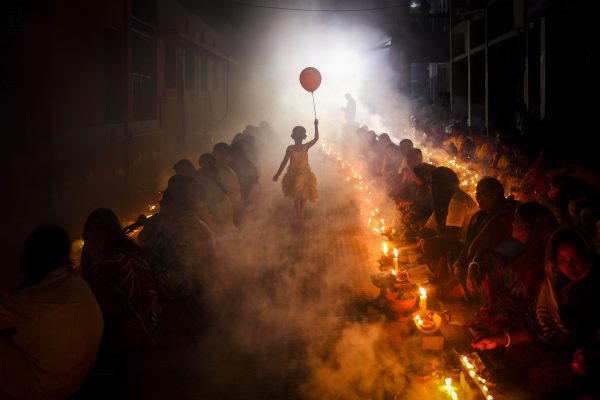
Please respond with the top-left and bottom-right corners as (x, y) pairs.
(273, 119), (320, 222)
(173, 159), (198, 179)
(0, 225), (103, 399)
(198, 153), (236, 231)
(342, 93), (356, 124)
(80, 208), (159, 360)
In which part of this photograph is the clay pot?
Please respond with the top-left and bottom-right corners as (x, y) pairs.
(387, 292), (417, 313)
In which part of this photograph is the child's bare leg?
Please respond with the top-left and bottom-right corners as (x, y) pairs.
(294, 200), (302, 220)
(298, 200), (307, 221)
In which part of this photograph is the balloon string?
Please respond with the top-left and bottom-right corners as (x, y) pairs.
(311, 92), (317, 119)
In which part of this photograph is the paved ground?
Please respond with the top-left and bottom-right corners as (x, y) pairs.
(73, 155), (518, 399)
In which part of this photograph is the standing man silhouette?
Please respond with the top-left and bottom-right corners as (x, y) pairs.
(342, 93), (356, 124)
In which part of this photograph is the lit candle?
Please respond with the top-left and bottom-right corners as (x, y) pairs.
(443, 378), (458, 400)
(419, 287), (427, 311)
(382, 242), (389, 257)
(393, 248), (399, 270)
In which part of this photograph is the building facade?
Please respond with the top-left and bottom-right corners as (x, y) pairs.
(0, 0), (239, 286)
(449, 0), (594, 134)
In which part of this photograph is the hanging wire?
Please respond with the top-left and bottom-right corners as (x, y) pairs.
(311, 92), (317, 119)
(233, 1), (404, 12)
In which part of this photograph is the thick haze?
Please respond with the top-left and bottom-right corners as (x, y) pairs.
(219, 1), (415, 147)
(174, 4), (435, 399)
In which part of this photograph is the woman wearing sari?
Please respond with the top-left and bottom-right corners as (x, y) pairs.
(466, 202), (558, 332)
(472, 227), (600, 399)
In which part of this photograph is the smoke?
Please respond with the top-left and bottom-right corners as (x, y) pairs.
(134, 5), (444, 399)
(301, 323), (410, 399)
(161, 141), (439, 400)
(225, 3), (415, 146)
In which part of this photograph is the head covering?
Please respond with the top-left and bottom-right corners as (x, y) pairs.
(516, 202), (559, 248)
(431, 166), (459, 233)
(529, 227), (598, 345)
(20, 224), (72, 287)
(173, 159), (197, 178)
(413, 163), (436, 185)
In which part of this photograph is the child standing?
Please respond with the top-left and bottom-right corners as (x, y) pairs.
(273, 119), (319, 221)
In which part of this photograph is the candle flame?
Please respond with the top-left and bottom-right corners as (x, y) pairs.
(393, 248), (398, 258)
(382, 242), (389, 255)
(419, 287), (427, 296)
(441, 377), (458, 400)
(460, 353), (494, 399)
(391, 269), (397, 275)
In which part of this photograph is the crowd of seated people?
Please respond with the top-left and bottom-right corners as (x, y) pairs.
(2, 110), (600, 398)
(0, 123), (268, 399)
(346, 114), (600, 399)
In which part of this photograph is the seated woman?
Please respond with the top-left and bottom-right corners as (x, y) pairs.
(80, 208), (159, 359)
(1, 225), (103, 399)
(472, 227), (600, 399)
(449, 178), (518, 297)
(417, 167), (478, 282)
(466, 202), (558, 332)
(229, 141), (260, 205)
(173, 158), (199, 179)
(197, 153), (236, 232)
(398, 148), (424, 189)
(383, 143), (402, 199)
(212, 143), (242, 211)
(140, 184), (218, 337)
(398, 163), (435, 239)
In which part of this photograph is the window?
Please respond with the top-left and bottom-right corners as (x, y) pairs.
(164, 43), (176, 88)
(212, 60), (218, 91)
(105, 27), (125, 123)
(185, 49), (194, 90)
(201, 55), (208, 92)
(132, 30), (156, 120)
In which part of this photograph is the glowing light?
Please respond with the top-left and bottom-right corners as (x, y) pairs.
(459, 353), (495, 400)
(419, 287), (427, 311)
(441, 377), (458, 400)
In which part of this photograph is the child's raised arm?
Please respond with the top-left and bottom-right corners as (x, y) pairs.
(306, 119), (319, 148)
(273, 146), (291, 182)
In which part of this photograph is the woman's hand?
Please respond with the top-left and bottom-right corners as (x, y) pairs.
(452, 261), (464, 277)
(571, 349), (591, 376)
(471, 335), (505, 350)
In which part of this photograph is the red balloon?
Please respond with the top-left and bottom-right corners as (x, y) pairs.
(299, 67), (322, 93)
